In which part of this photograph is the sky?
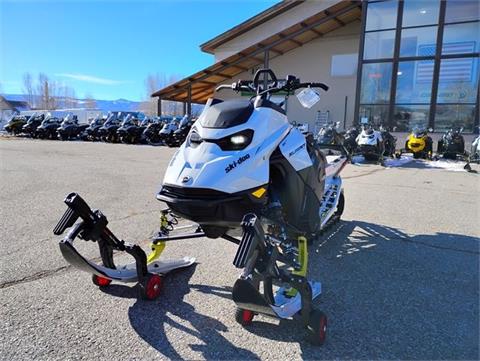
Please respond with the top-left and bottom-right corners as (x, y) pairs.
(0, 0), (278, 101)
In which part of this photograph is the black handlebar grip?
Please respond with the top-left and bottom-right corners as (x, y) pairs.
(311, 83), (329, 91)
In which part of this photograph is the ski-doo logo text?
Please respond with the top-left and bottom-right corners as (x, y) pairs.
(289, 143), (306, 157)
(225, 154), (250, 173)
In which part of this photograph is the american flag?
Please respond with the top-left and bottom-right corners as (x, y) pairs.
(416, 41), (476, 83)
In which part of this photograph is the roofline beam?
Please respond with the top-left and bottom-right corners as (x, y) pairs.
(278, 32), (303, 47)
(153, 2), (359, 97)
(300, 22), (323, 36)
(324, 9), (346, 26)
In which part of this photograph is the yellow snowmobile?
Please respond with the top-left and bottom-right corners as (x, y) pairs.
(405, 127), (433, 159)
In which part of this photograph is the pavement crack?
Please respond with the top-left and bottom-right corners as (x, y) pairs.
(0, 265), (72, 289)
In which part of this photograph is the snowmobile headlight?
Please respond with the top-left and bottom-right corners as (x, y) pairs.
(189, 130), (203, 144)
(216, 129), (254, 151)
(231, 134), (249, 145)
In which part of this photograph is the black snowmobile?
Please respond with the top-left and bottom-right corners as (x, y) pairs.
(143, 118), (165, 145)
(98, 112), (124, 143)
(171, 115), (194, 147)
(57, 115), (88, 140)
(85, 115), (107, 141)
(3, 114), (28, 135)
(343, 127), (359, 155)
(316, 121), (344, 147)
(117, 114), (143, 144)
(36, 116), (62, 140)
(380, 126), (397, 157)
(22, 113), (45, 138)
(437, 127), (465, 160)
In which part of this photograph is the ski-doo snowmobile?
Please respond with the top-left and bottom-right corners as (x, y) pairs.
(355, 124), (385, 162)
(117, 114), (143, 144)
(171, 115), (194, 147)
(379, 126), (397, 157)
(22, 113), (45, 138)
(437, 127), (465, 160)
(53, 69), (348, 346)
(3, 114), (28, 135)
(159, 118), (179, 147)
(98, 112), (124, 142)
(143, 118), (165, 145)
(57, 114), (88, 140)
(85, 115), (107, 141)
(405, 126), (433, 159)
(469, 135), (480, 163)
(343, 127), (359, 155)
(316, 121), (344, 147)
(36, 115), (62, 140)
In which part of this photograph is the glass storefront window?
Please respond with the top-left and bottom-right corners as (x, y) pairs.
(396, 60), (434, 103)
(402, 0), (439, 27)
(400, 26), (438, 58)
(434, 104), (476, 132)
(364, 30), (396, 59)
(442, 22), (480, 55)
(393, 104), (430, 131)
(366, 0), (398, 31)
(445, 0), (480, 23)
(437, 57), (479, 103)
(359, 104), (390, 125)
(360, 62), (393, 103)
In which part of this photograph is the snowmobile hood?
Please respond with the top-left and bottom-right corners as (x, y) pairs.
(162, 103), (290, 194)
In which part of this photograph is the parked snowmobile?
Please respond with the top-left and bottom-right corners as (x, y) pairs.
(22, 113), (45, 138)
(85, 115), (107, 141)
(437, 127), (465, 160)
(143, 118), (165, 145)
(98, 112), (124, 142)
(355, 124), (385, 162)
(380, 126), (397, 157)
(171, 115), (194, 147)
(343, 127), (359, 155)
(3, 114), (28, 135)
(57, 114), (88, 140)
(469, 135), (480, 163)
(316, 121), (344, 146)
(36, 115), (62, 139)
(405, 126), (433, 159)
(117, 114), (142, 144)
(54, 69), (348, 346)
(159, 118), (179, 146)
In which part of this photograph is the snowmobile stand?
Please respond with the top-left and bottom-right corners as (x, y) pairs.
(231, 214), (327, 345)
(53, 193), (195, 300)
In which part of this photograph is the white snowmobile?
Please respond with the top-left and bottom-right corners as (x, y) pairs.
(53, 69), (348, 345)
(355, 122), (385, 163)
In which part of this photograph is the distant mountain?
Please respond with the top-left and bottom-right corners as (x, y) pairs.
(2, 94), (142, 112)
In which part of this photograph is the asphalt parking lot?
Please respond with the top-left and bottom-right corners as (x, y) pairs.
(1, 138), (479, 360)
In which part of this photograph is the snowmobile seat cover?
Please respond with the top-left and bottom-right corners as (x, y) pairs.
(200, 99), (254, 129)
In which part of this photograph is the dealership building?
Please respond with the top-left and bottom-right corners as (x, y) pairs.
(153, 0), (479, 135)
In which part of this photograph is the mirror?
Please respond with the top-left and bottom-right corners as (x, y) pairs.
(296, 87), (320, 108)
(428, 127), (433, 132)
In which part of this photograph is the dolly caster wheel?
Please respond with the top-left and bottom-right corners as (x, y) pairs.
(92, 274), (112, 287)
(306, 310), (327, 346)
(235, 308), (254, 326)
(139, 274), (163, 300)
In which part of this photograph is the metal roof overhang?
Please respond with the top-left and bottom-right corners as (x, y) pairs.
(152, 1), (362, 104)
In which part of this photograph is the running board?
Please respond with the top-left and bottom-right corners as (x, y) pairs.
(319, 176), (342, 230)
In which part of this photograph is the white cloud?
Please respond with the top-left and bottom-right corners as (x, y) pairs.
(55, 73), (125, 85)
